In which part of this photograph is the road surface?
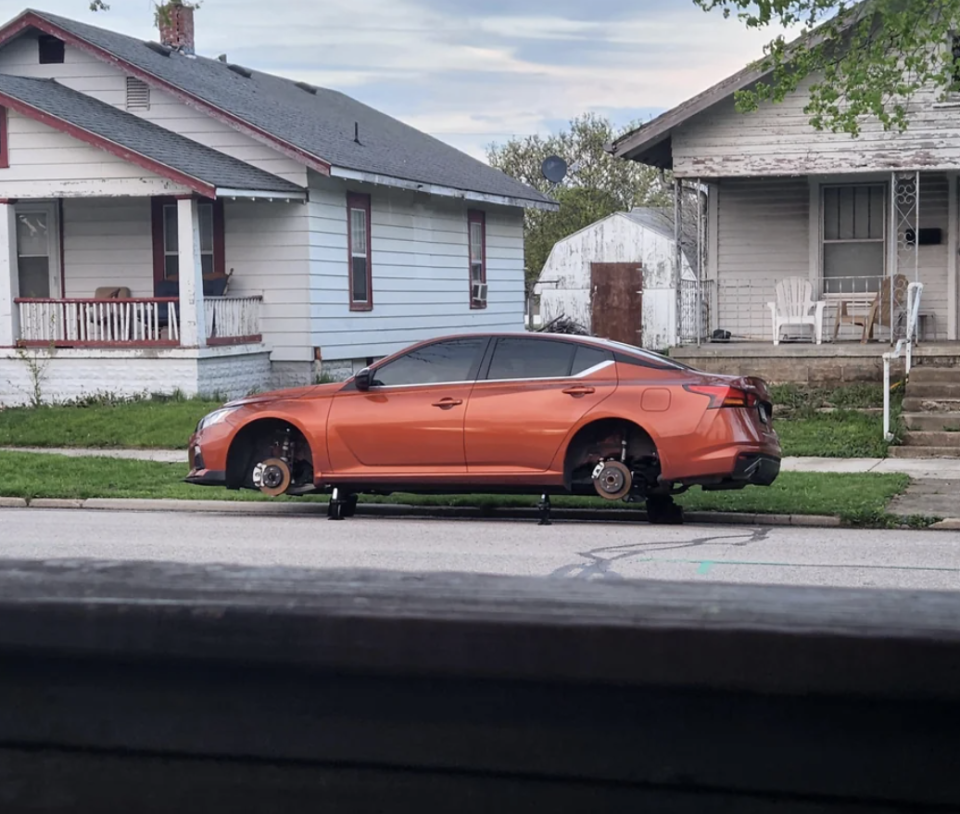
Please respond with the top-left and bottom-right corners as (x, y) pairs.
(2, 507), (959, 591)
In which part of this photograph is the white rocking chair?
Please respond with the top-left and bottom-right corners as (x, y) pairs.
(767, 277), (826, 345)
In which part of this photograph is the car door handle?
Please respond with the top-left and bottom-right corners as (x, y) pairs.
(431, 398), (463, 409)
(562, 386), (596, 396)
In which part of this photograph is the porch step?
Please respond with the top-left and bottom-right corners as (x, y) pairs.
(902, 412), (960, 431)
(904, 383), (960, 399)
(907, 366), (960, 384)
(888, 445), (960, 459)
(901, 397), (960, 413)
(900, 431), (960, 447)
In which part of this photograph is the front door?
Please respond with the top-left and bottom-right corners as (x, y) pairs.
(464, 336), (619, 473)
(591, 262), (642, 346)
(15, 203), (60, 299)
(327, 336), (489, 475)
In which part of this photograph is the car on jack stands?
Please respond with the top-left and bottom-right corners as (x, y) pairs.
(185, 332), (781, 523)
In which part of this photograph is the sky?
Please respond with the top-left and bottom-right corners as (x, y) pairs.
(0, 0), (795, 160)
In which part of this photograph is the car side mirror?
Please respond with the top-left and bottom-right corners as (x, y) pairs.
(355, 367), (373, 391)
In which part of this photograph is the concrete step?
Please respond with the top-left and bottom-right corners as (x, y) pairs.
(888, 445), (960, 459)
(905, 383), (960, 399)
(901, 431), (960, 447)
(908, 366), (960, 384)
(902, 412), (960, 431)
(902, 397), (960, 413)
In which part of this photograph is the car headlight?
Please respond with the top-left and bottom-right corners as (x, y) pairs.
(197, 407), (238, 433)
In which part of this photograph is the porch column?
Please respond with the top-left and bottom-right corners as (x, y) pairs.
(177, 196), (206, 347)
(0, 202), (18, 347)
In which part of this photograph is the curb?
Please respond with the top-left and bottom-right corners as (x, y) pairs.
(1, 496), (843, 527)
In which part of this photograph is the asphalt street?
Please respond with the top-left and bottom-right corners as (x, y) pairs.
(2, 508), (959, 590)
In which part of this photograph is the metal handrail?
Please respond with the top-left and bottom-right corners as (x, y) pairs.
(882, 281), (923, 442)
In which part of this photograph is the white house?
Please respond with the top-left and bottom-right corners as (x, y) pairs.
(535, 207), (698, 350)
(0, 4), (555, 406)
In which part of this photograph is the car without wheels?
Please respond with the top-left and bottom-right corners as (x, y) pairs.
(185, 332), (782, 524)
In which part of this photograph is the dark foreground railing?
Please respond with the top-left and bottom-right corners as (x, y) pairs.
(1, 559), (959, 813)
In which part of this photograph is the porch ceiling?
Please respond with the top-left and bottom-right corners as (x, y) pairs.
(0, 74), (306, 200)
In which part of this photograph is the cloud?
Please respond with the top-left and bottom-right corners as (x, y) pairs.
(4, 0), (798, 160)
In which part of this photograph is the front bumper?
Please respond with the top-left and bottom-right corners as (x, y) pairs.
(185, 468), (226, 486)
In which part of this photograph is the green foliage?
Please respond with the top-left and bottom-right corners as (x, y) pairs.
(776, 410), (891, 457)
(694, 0), (960, 136)
(487, 112), (672, 283)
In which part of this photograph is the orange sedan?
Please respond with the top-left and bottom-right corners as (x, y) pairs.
(186, 332), (781, 524)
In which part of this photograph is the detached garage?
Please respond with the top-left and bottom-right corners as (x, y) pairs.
(534, 208), (698, 351)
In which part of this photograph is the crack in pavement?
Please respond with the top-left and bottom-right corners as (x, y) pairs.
(551, 527), (771, 580)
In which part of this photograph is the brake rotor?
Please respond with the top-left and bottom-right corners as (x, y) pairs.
(592, 460), (632, 501)
(252, 457), (292, 497)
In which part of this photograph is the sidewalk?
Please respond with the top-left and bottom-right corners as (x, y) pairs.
(4, 446), (960, 478)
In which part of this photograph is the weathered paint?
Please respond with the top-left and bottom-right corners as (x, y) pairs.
(535, 212), (695, 350)
(673, 72), (960, 178)
(712, 174), (952, 342)
(307, 172), (526, 361)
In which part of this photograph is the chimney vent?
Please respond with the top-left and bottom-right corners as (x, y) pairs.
(157, 2), (195, 55)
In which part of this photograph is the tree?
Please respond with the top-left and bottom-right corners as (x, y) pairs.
(487, 113), (672, 284)
(695, 0), (960, 136)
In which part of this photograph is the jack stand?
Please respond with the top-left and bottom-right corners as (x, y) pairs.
(328, 487), (346, 521)
(537, 493), (552, 526)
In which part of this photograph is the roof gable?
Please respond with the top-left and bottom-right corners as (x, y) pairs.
(0, 8), (556, 209)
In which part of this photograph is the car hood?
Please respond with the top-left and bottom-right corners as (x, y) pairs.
(224, 382), (342, 408)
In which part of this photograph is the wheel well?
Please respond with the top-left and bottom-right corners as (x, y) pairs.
(225, 418), (314, 490)
(563, 418), (659, 492)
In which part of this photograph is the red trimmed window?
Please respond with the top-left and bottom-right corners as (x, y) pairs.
(151, 197), (224, 288)
(0, 106), (8, 169)
(347, 192), (373, 311)
(468, 209), (487, 308)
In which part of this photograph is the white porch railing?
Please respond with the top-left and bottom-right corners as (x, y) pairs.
(15, 296), (261, 347)
(883, 281), (923, 442)
(204, 296), (262, 344)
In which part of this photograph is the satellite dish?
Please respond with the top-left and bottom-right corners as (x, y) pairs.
(541, 155), (568, 184)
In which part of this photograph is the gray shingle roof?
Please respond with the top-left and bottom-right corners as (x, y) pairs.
(29, 9), (556, 208)
(0, 72), (304, 194)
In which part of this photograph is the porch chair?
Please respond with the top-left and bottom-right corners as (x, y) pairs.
(767, 277), (826, 345)
(857, 273), (909, 343)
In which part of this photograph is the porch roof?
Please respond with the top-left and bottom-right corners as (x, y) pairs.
(0, 74), (306, 200)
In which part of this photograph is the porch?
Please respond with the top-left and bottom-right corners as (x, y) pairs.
(672, 171), (959, 350)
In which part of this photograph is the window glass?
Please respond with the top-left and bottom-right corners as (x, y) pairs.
(351, 208), (367, 256)
(486, 338), (575, 380)
(372, 338), (486, 386)
(199, 204), (214, 253)
(162, 203), (215, 280)
(571, 344), (613, 375)
(351, 257), (368, 301)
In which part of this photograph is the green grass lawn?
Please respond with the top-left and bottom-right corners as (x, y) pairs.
(0, 451), (910, 526)
(0, 395), (220, 449)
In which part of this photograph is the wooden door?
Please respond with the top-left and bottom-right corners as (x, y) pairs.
(590, 262), (642, 346)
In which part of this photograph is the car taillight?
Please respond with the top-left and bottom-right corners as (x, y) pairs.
(684, 384), (758, 409)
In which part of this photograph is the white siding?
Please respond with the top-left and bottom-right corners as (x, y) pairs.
(674, 73), (960, 177)
(535, 213), (693, 349)
(62, 198), (154, 297)
(912, 173), (950, 337)
(223, 199), (312, 362)
(0, 111), (192, 198)
(0, 34), (306, 186)
(307, 174), (526, 360)
(716, 177), (809, 340)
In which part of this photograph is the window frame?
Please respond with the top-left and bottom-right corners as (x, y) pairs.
(347, 191), (373, 311)
(38, 34), (65, 64)
(0, 106), (8, 169)
(468, 209), (487, 309)
(151, 196), (225, 289)
(820, 182), (887, 295)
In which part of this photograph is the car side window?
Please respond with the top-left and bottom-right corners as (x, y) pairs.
(571, 344), (613, 376)
(486, 338), (575, 380)
(371, 337), (487, 386)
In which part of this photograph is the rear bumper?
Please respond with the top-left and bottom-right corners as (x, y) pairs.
(731, 451), (781, 486)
